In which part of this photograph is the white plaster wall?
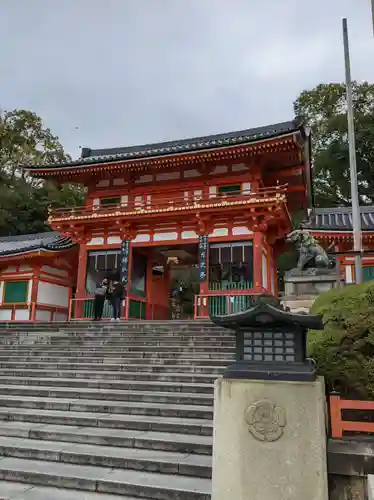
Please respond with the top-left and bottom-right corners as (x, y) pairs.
(133, 234), (151, 243)
(194, 190), (202, 200)
(242, 182), (252, 193)
(156, 172), (180, 181)
(345, 265), (353, 284)
(35, 309), (51, 321)
(0, 309), (11, 320)
(135, 175), (153, 184)
(19, 265), (32, 271)
(113, 178), (126, 186)
(262, 252), (268, 289)
(210, 165), (228, 175)
(96, 180), (110, 187)
(210, 228), (229, 237)
(121, 195), (128, 206)
(154, 232), (178, 242)
(54, 312), (68, 321)
(4, 266), (17, 273)
(27, 280), (32, 303)
(184, 169), (200, 178)
(107, 236), (122, 244)
(41, 266), (68, 277)
(15, 309), (31, 321)
(37, 281), (70, 307)
(93, 198), (100, 209)
(0, 282), (4, 305)
(87, 237), (105, 246)
(232, 226), (251, 236)
(209, 186), (217, 198)
(232, 163), (247, 172)
(182, 230), (198, 239)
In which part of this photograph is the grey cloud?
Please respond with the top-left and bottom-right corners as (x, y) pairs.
(1, 0), (373, 158)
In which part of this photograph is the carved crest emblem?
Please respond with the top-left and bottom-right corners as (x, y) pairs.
(244, 399), (286, 442)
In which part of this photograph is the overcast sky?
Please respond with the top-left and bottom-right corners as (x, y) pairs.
(1, 0), (373, 158)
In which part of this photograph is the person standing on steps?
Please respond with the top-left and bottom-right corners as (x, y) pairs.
(93, 278), (108, 321)
(109, 280), (125, 321)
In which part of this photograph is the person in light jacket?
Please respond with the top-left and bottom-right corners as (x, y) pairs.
(93, 278), (108, 321)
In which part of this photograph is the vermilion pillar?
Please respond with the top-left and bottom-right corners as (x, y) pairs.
(75, 244), (88, 319)
(253, 231), (263, 292)
(76, 244), (88, 298)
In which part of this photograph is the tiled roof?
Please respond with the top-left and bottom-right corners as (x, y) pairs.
(25, 120), (303, 170)
(303, 207), (374, 232)
(0, 232), (75, 257)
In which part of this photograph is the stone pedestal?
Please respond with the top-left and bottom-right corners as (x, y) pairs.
(284, 268), (342, 297)
(212, 377), (328, 500)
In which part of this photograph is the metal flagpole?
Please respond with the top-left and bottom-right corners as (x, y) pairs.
(342, 18), (362, 283)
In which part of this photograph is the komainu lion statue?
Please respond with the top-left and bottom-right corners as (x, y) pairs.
(286, 230), (334, 271)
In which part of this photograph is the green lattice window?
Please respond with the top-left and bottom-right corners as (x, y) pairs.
(218, 185), (241, 195)
(101, 197), (121, 206)
(3, 281), (28, 304)
(363, 266), (374, 282)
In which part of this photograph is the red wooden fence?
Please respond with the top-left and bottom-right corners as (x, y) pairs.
(329, 393), (374, 438)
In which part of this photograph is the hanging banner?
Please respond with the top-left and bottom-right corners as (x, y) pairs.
(198, 235), (209, 282)
(120, 240), (130, 287)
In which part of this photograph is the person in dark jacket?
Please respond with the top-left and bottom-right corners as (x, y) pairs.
(110, 280), (125, 321)
(93, 278), (108, 321)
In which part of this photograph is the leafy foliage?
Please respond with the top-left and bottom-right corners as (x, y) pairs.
(0, 109), (83, 236)
(294, 81), (374, 207)
(308, 282), (374, 398)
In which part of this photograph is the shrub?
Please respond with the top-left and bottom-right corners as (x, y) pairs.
(308, 281), (374, 399)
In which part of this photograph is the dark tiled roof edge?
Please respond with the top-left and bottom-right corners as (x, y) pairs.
(24, 119), (304, 170)
(0, 231), (76, 257)
(303, 207), (374, 232)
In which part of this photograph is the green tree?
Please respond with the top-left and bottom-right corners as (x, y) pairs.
(294, 82), (374, 207)
(0, 109), (83, 236)
(308, 282), (374, 398)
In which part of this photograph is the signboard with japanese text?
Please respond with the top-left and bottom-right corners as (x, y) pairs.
(198, 235), (209, 282)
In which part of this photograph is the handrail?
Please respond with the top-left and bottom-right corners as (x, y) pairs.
(194, 290), (264, 319)
(330, 393), (374, 438)
(0, 302), (68, 322)
(49, 185), (288, 221)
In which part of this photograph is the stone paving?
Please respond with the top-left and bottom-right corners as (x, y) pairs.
(0, 321), (235, 499)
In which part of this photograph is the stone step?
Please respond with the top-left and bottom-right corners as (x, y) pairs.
(0, 361), (229, 372)
(0, 345), (234, 353)
(0, 385), (214, 405)
(0, 457), (211, 499)
(0, 407), (212, 435)
(0, 480), (143, 500)
(0, 352), (232, 361)
(0, 436), (212, 478)
(0, 422), (213, 455)
(0, 377), (215, 393)
(0, 363), (224, 375)
(0, 395), (213, 420)
(45, 337), (234, 344)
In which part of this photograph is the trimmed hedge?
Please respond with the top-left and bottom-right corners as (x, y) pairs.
(308, 281), (374, 399)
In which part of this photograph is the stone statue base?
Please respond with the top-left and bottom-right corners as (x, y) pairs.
(211, 377), (328, 500)
(284, 268), (341, 297)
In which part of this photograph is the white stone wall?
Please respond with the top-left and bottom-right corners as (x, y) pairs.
(37, 281), (70, 307)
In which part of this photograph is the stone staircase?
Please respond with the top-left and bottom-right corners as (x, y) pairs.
(0, 321), (234, 500)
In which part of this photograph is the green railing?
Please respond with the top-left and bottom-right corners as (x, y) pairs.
(209, 280), (252, 291)
(129, 299), (147, 319)
(208, 295), (253, 316)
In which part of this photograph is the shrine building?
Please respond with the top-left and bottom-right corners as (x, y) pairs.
(17, 119), (312, 320)
(304, 206), (374, 283)
(0, 232), (77, 322)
